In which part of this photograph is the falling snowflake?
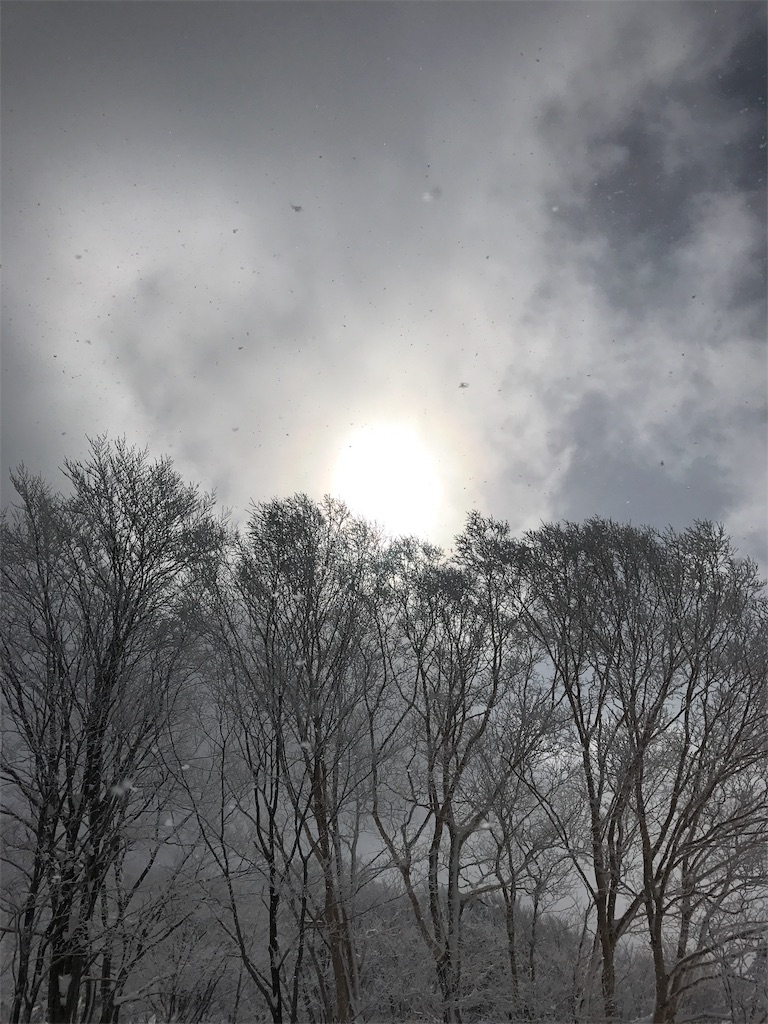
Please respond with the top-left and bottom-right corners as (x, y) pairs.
(109, 779), (135, 797)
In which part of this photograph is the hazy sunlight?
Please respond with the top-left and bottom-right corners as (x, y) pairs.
(331, 422), (443, 539)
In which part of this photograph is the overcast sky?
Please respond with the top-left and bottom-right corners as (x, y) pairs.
(2, 1), (766, 566)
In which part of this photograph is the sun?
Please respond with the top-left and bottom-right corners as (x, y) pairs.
(331, 422), (444, 539)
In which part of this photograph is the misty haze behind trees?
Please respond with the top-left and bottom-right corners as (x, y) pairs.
(1, 439), (766, 1024)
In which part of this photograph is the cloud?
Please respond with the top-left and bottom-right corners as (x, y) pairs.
(2, 2), (764, 565)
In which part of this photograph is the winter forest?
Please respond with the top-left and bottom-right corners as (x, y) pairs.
(1, 440), (766, 1024)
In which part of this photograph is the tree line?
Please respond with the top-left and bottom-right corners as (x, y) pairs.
(1, 439), (766, 1024)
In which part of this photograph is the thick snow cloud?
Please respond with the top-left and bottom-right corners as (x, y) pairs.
(2, 2), (765, 564)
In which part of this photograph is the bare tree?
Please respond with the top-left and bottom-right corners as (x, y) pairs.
(369, 516), (553, 1024)
(517, 519), (659, 1021)
(177, 495), (390, 1023)
(466, 769), (572, 1019)
(5, 438), (761, 1024)
(0, 439), (221, 1024)
(519, 518), (767, 1024)
(170, 657), (318, 1024)
(627, 524), (768, 1022)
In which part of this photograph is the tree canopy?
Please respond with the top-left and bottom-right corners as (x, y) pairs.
(2, 440), (766, 1024)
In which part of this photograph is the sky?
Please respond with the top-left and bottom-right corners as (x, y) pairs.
(2, 1), (766, 567)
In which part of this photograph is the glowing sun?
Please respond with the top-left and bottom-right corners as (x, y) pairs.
(331, 422), (443, 539)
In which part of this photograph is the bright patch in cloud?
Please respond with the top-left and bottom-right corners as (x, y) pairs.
(332, 422), (443, 539)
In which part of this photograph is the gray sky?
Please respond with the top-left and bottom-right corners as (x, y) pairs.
(2, 1), (766, 566)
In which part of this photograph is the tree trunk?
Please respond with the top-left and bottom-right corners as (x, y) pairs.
(312, 755), (353, 1023)
(436, 950), (462, 1024)
(594, 883), (617, 1020)
(503, 889), (519, 1006)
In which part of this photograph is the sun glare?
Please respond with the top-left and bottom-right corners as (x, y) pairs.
(331, 423), (443, 539)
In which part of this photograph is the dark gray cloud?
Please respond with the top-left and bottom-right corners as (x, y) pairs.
(2, 1), (765, 566)
(553, 391), (730, 527)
